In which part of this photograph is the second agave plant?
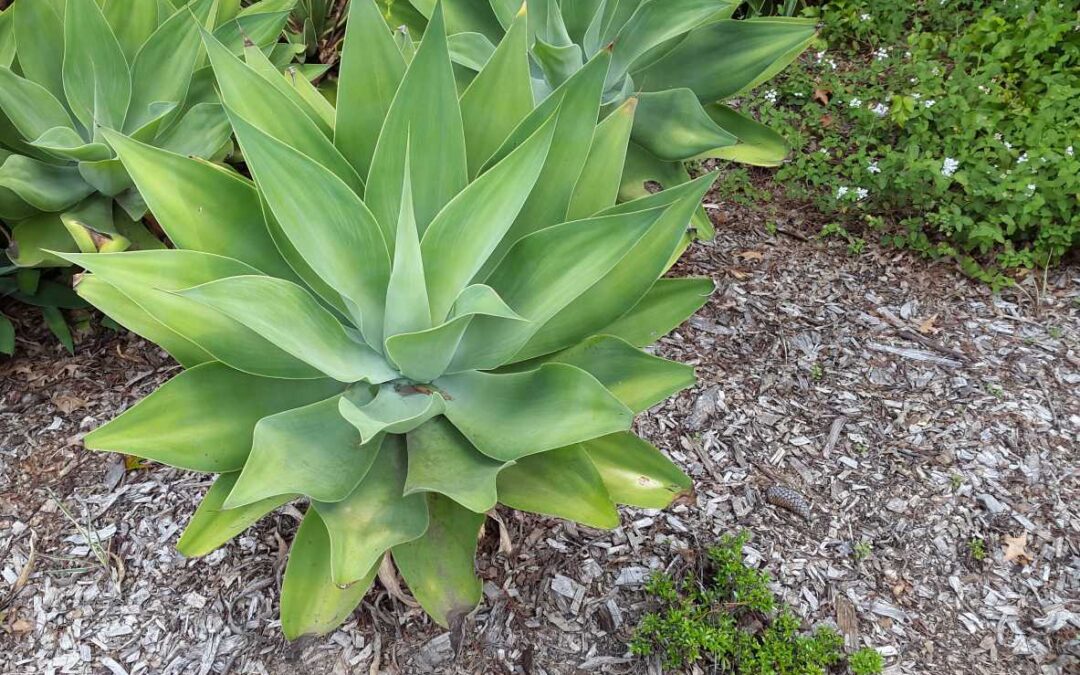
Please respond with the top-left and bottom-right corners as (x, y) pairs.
(66, 0), (715, 638)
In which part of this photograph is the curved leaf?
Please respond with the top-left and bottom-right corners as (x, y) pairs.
(600, 277), (715, 347)
(393, 494), (484, 627)
(177, 472), (294, 557)
(12, 0), (66, 103)
(701, 103), (791, 166)
(83, 362), (344, 472)
(313, 435), (430, 586)
(338, 384), (446, 442)
(541, 335), (695, 413)
(404, 417), (506, 512)
(225, 398), (381, 508)
(62, 0), (131, 131)
(178, 275), (397, 384)
(281, 509), (377, 640)
(497, 444), (619, 529)
(567, 96), (636, 220)
(582, 432), (691, 508)
(435, 363), (633, 462)
(228, 113), (390, 343)
(0, 155), (94, 212)
(0, 67), (75, 141)
(632, 89), (737, 162)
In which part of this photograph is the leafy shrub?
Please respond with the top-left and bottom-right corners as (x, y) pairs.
(631, 532), (881, 674)
(68, 0), (713, 639)
(742, 0), (1079, 283)
(849, 647), (885, 675)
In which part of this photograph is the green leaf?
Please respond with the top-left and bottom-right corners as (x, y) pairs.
(421, 112), (556, 322)
(74, 275), (213, 367)
(102, 0), (158, 63)
(383, 157), (431, 339)
(478, 48), (610, 273)
(404, 417), (506, 512)
(582, 432), (691, 508)
(178, 275), (397, 384)
(0, 68), (75, 141)
(385, 284), (523, 383)
(517, 174), (714, 359)
(541, 335), (695, 413)
(497, 444), (619, 529)
(0, 8), (17, 69)
(8, 212), (79, 267)
(0, 154), (94, 212)
(452, 205), (665, 370)
(459, 5), (532, 177)
(435, 363), (633, 462)
(619, 141), (713, 239)
(393, 494), (484, 627)
(567, 96), (636, 220)
(447, 31), (495, 71)
(242, 42), (333, 137)
(177, 472), (294, 557)
(281, 508), (377, 640)
(600, 277), (714, 347)
(632, 89), (737, 162)
(77, 158), (132, 197)
(154, 103), (233, 159)
(83, 363), (344, 472)
(228, 114), (390, 344)
(313, 435), (430, 586)
(61, 250), (325, 379)
(125, 1), (206, 131)
(30, 127), (112, 162)
(0, 313), (13, 355)
(41, 305), (73, 353)
(366, 4), (467, 246)
(632, 18), (816, 101)
(533, 37), (582, 89)
(12, 0), (67, 103)
(101, 131), (297, 280)
(62, 0), (132, 131)
(607, 0), (729, 85)
(225, 397), (382, 508)
(701, 103), (791, 166)
(201, 28), (362, 192)
(334, 0), (406, 181)
(338, 383), (446, 442)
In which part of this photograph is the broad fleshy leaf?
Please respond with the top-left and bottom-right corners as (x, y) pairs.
(404, 417), (506, 512)
(582, 432), (691, 508)
(177, 472), (295, 557)
(497, 444), (619, 529)
(83, 363), (344, 472)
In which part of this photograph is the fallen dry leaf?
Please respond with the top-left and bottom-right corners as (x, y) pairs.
(729, 269), (750, 280)
(820, 114), (834, 127)
(813, 88), (831, 105)
(739, 250), (765, 261)
(1003, 533), (1032, 565)
(918, 314), (941, 334)
(11, 618), (33, 633)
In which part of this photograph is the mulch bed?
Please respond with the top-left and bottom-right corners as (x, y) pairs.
(2, 193), (1077, 674)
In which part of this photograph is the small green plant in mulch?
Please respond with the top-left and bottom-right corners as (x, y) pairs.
(968, 537), (987, 562)
(849, 647), (885, 674)
(630, 532), (881, 673)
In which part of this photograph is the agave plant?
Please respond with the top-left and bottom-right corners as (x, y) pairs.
(0, 0), (297, 350)
(381, 0), (816, 239)
(0, 0), (297, 266)
(63, 0), (715, 638)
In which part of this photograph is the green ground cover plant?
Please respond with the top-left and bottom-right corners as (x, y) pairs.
(631, 532), (884, 674)
(733, 0), (1079, 286)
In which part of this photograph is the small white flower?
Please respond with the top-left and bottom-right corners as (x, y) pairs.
(923, 99), (936, 108)
(912, 92), (922, 100)
(836, 186), (850, 199)
(874, 48), (888, 61)
(819, 148), (830, 155)
(764, 89), (779, 104)
(1026, 184), (1036, 194)
(978, 85), (990, 94)
(827, 58), (838, 70)
(849, 97), (863, 108)
(1066, 146), (1074, 156)
(1017, 152), (1029, 164)
(993, 133), (1002, 141)
(855, 187), (869, 200)
(1003, 140), (1013, 149)
(870, 102), (889, 116)
(867, 161), (881, 174)
(941, 157), (960, 177)
(860, 12), (871, 20)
